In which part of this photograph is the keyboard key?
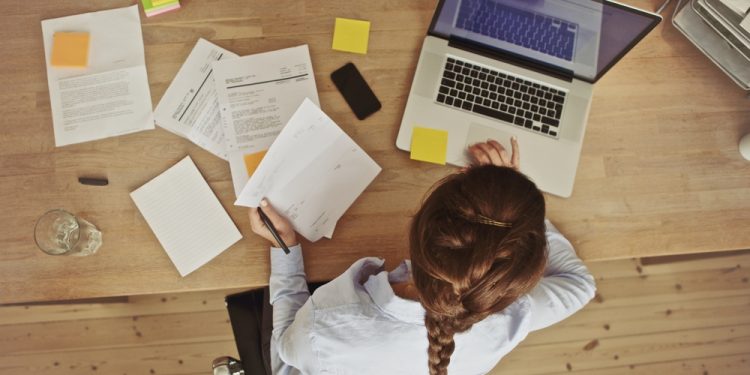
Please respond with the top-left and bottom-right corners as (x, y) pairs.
(472, 104), (514, 123)
(514, 92), (522, 99)
(490, 70), (498, 76)
(481, 67), (489, 73)
(525, 119), (533, 128)
(483, 99), (491, 106)
(446, 97), (454, 105)
(462, 68), (470, 75)
(520, 86), (528, 93)
(549, 130), (557, 136)
(479, 73), (487, 80)
(514, 116), (525, 126)
(467, 94), (475, 101)
(456, 83), (464, 91)
(533, 126), (541, 131)
(542, 125), (550, 133)
(473, 87), (481, 95)
(455, 59), (464, 66)
(522, 102), (530, 110)
(542, 116), (559, 127)
(500, 104), (508, 111)
(491, 101), (500, 109)
(481, 89), (489, 97)
(517, 110), (525, 117)
(442, 78), (455, 88)
(531, 104), (539, 112)
(528, 88), (536, 96)
(458, 92), (466, 100)
(522, 94), (530, 101)
(539, 99), (547, 106)
(443, 71), (456, 80)
(490, 84), (498, 91)
(470, 70), (479, 78)
(524, 112), (532, 119)
(512, 82), (520, 90)
(509, 107), (516, 115)
(454, 99), (463, 107)
(514, 99), (522, 107)
(546, 101), (555, 109)
(544, 92), (552, 100)
(450, 89), (458, 96)
(437, 94), (446, 103)
(503, 81), (512, 88)
(533, 114), (541, 121)
(439, 86), (450, 94)
(473, 79), (480, 86)
(481, 82), (489, 89)
(462, 101), (473, 111)
(447, 57), (455, 64)
(474, 96), (482, 104)
(552, 95), (565, 103)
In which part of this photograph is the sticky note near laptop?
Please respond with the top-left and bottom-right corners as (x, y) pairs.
(397, 0), (660, 197)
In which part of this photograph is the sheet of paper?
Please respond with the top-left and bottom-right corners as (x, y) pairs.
(154, 38), (238, 160)
(235, 99), (381, 242)
(131, 156), (242, 277)
(741, 14), (750, 32)
(410, 126), (449, 165)
(213, 44), (320, 197)
(41, 5), (154, 147)
(332, 18), (371, 54)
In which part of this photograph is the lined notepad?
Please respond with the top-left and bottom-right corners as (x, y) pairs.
(131, 156), (242, 276)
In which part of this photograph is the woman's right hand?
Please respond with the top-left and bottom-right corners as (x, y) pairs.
(249, 199), (299, 248)
(467, 136), (520, 171)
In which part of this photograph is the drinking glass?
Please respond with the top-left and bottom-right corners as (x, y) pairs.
(34, 209), (102, 256)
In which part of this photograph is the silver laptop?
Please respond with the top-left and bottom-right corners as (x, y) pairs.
(397, 0), (660, 197)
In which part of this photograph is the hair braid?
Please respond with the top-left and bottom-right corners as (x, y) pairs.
(410, 166), (548, 374)
(425, 314), (457, 375)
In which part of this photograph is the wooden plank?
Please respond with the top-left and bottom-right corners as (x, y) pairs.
(554, 353), (750, 375)
(0, 310), (234, 356)
(492, 324), (750, 375)
(0, 288), (246, 326)
(0, 340), (238, 375)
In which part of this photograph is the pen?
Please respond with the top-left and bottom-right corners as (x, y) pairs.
(78, 177), (109, 186)
(257, 207), (290, 254)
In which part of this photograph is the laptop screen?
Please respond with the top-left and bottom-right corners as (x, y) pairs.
(429, 0), (660, 83)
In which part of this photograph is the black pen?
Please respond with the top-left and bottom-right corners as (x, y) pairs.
(257, 207), (290, 254)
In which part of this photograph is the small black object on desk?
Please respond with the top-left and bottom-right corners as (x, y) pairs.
(78, 177), (109, 186)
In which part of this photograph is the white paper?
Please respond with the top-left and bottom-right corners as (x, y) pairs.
(741, 14), (750, 33)
(235, 99), (381, 242)
(213, 45), (320, 197)
(41, 5), (154, 147)
(131, 156), (242, 277)
(154, 39), (238, 160)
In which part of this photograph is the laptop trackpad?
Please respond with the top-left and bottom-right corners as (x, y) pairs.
(463, 123), (513, 164)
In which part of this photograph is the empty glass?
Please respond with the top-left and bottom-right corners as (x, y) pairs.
(34, 209), (102, 256)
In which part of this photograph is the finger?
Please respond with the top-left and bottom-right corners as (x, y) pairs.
(476, 142), (505, 166)
(259, 199), (289, 231)
(469, 144), (491, 165)
(486, 139), (510, 165)
(510, 136), (520, 169)
(248, 208), (267, 234)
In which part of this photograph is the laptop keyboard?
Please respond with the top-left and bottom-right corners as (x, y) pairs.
(456, 0), (577, 61)
(436, 56), (566, 138)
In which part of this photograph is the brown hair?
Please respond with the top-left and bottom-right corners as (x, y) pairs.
(410, 165), (547, 375)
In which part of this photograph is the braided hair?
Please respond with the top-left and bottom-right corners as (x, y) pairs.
(410, 165), (547, 375)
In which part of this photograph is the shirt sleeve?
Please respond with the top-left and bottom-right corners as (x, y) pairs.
(526, 220), (597, 331)
(268, 244), (318, 375)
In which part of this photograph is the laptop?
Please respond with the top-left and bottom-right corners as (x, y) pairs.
(397, 0), (661, 197)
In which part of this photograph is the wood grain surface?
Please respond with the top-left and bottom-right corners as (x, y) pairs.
(0, 0), (748, 304)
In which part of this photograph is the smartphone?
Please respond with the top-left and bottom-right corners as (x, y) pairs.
(330, 63), (381, 120)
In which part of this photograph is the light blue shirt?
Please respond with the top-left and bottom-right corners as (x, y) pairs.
(268, 220), (596, 375)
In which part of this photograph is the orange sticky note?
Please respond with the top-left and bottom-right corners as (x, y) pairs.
(332, 18), (370, 54)
(51, 32), (90, 68)
(243, 151), (267, 177)
(410, 127), (448, 165)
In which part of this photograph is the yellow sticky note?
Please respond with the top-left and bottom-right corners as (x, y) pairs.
(332, 18), (371, 54)
(51, 32), (90, 68)
(410, 127), (448, 165)
(244, 151), (267, 177)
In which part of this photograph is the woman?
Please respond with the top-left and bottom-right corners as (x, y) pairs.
(249, 138), (596, 375)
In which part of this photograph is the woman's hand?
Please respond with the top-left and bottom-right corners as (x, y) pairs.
(467, 136), (520, 170)
(249, 199), (299, 248)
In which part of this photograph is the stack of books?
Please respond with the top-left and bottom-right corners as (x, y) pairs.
(141, 0), (181, 17)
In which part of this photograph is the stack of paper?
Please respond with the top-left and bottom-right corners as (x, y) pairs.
(212, 45), (320, 197)
(141, 0), (180, 17)
(154, 39), (238, 160)
(235, 99), (381, 242)
(131, 156), (242, 277)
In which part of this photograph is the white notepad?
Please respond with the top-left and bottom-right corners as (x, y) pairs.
(131, 156), (242, 276)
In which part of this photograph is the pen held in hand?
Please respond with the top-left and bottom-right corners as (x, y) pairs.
(257, 207), (290, 255)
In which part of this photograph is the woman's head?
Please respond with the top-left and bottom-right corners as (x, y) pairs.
(409, 165), (547, 375)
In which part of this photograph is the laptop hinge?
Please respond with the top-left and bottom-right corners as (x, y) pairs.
(447, 36), (574, 83)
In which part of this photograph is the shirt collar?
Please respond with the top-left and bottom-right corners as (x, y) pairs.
(363, 260), (425, 324)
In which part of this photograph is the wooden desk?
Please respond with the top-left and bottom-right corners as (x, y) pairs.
(1, 0), (748, 304)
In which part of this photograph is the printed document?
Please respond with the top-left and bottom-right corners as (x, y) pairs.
(131, 156), (242, 277)
(212, 45), (319, 196)
(154, 39), (238, 160)
(235, 99), (381, 242)
(41, 5), (154, 146)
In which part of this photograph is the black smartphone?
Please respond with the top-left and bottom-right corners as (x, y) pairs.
(330, 63), (381, 120)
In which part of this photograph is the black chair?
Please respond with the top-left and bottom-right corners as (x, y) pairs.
(212, 282), (327, 375)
